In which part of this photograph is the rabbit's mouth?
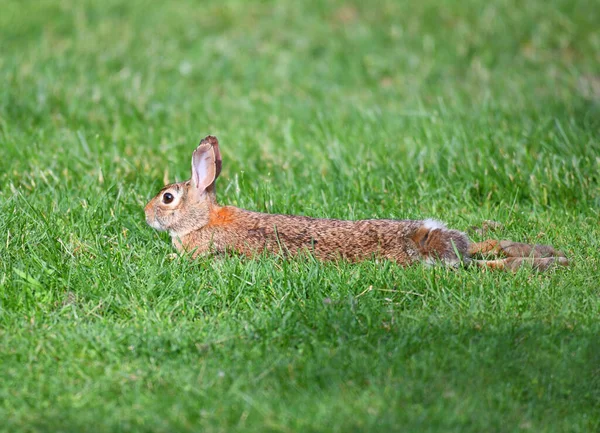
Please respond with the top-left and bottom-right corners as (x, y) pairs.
(145, 212), (166, 231)
(147, 218), (165, 231)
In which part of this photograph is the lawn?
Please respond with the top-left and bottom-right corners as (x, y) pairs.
(1, 0), (599, 431)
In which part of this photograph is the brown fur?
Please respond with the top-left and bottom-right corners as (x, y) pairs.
(181, 205), (430, 264)
(144, 136), (568, 271)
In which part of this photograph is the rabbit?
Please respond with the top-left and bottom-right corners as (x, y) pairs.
(145, 136), (568, 271)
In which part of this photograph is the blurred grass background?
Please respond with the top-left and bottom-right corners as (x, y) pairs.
(1, 0), (599, 432)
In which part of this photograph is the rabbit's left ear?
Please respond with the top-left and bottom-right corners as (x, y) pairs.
(191, 136), (221, 195)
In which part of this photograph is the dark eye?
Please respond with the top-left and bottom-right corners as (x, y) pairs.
(163, 192), (174, 204)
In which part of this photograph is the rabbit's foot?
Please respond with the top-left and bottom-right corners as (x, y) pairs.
(469, 240), (566, 259)
(472, 256), (569, 272)
(469, 239), (569, 272)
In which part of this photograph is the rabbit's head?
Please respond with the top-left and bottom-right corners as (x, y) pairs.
(144, 136), (222, 237)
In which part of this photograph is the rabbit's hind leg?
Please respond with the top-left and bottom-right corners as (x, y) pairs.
(469, 240), (569, 271)
(494, 241), (567, 259)
(472, 256), (568, 271)
(468, 239), (502, 256)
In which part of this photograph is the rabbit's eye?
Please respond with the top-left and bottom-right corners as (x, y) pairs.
(163, 192), (174, 204)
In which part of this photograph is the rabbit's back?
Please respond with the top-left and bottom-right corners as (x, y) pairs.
(179, 206), (469, 265)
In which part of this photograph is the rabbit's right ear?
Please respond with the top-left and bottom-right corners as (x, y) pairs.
(191, 135), (221, 197)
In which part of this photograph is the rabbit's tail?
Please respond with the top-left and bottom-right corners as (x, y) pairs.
(411, 219), (470, 267)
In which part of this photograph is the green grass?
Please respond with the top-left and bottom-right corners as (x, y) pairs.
(1, 0), (600, 431)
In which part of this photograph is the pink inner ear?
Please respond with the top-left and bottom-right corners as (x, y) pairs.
(192, 157), (201, 187)
(192, 145), (216, 193)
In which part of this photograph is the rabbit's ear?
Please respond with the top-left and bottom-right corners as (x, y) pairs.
(191, 136), (220, 195)
(201, 135), (222, 179)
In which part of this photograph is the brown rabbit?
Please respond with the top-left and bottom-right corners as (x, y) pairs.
(145, 136), (568, 271)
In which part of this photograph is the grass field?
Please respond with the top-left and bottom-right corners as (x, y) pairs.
(1, 0), (600, 431)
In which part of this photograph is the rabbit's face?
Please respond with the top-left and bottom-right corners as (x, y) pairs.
(145, 182), (186, 231)
(145, 180), (213, 236)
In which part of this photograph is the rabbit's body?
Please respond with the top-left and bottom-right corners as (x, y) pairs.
(171, 204), (469, 265)
(145, 136), (568, 271)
